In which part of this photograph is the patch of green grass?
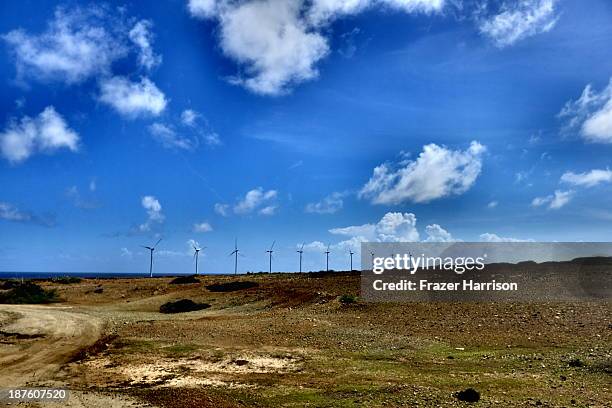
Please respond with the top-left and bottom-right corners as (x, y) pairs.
(113, 339), (158, 354)
(339, 294), (358, 305)
(162, 343), (200, 355)
(51, 276), (82, 284)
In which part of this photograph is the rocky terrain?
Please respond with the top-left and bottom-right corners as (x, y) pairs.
(0, 272), (610, 407)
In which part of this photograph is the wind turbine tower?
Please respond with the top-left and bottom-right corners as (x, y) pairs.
(325, 244), (331, 272)
(229, 239), (240, 275)
(193, 244), (205, 275)
(349, 250), (355, 271)
(266, 240), (275, 273)
(297, 243), (305, 273)
(142, 238), (162, 278)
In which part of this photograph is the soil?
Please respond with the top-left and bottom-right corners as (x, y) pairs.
(0, 272), (610, 407)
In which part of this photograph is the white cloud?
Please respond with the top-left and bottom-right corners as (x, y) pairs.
(181, 109), (199, 127)
(202, 131), (222, 146)
(479, 233), (534, 243)
(129, 20), (162, 70)
(187, 0), (218, 19)
(560, 169), (612, 188)
(306, 211), (457, 256)
(0, 106), (79, 163)
(305, 212), (457, 258)
(120, 247), (133, 258)
(531, 189), (573, 210)
(305, 192), (344, 214)
(479, 0), (559, 48)
(139, 195), (164, 232)
(0, 202), (32, 223)
(65, 185), (101, 209)
(218, 0), (329, 95)
(179, 109), (222, 146)
(3, 6), (128, 84)
(98, 76), (167, 118)
(193, 221), (213, 232)
(308, 0), (444, 25)
(303, 240), (327, 252)
(329, 212), (420, 242)
(424, 223), (456, 242)
(558, 79), (612, 144)
(289, 160), (304, 170)
(187, 0), (445, 95)
(259, 205), (278, 216)
(359, 141), (485, 204)
(0, 202), (55, 227)
(487, 200), (498, 208)
(214, 203), (229, 216)
(233, 187), (278, 215)
(148, 123), (197, 151)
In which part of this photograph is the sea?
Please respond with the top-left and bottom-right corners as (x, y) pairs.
(0, 271), (184, 279)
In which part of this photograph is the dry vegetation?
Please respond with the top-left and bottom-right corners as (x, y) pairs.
(1, 272), (610, 407)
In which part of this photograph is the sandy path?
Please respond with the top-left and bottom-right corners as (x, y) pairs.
(0, 305), (102, 387)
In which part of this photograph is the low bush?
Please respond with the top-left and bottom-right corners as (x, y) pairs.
(51, 276), (82, 284)
(0, 282), (59, 304)
(169, 275), (200, 284)
(159, 299), (211, 314)
(0, 280), (21, 290)
(339, 294), (358, 304)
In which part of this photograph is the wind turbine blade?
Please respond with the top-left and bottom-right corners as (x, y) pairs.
(154, 238), (162, 249)
(270, 240), (275, 250)
(301, 243), (305, 251)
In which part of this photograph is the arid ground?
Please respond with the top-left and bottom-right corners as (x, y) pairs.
(0, 272), (610, 407)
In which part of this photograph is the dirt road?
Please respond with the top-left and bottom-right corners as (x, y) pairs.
(0, 305), (102, 387)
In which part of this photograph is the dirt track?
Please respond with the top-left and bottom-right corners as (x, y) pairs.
(0, 305), (102, 387)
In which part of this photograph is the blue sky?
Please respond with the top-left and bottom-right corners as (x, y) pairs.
(1, 0), (612, 274)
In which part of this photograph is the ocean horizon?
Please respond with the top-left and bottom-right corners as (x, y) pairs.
(0, 271), (203, 279)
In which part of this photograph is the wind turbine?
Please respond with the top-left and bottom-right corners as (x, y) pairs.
(325, 243), (331, 272)
(265, 240), (275, 273)
(297, 243), (305, 273)
(229, 239), (240, 275)
(141, 238), (162, 278)
(193, 244), (206, 275)
(349, 249), (355, 271)
(370, 251), (375, 268)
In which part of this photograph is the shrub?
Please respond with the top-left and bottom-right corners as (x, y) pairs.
(0, 280), (21, 290)
(159, 299), (211, 314)
(455, 388), (480, 403)
(51, 276), (82, 284)
(568, 358), (585, 368)
(339, 294), (358, 304)
(169, 275), (200, 284)
(0, 282), (59, 304)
